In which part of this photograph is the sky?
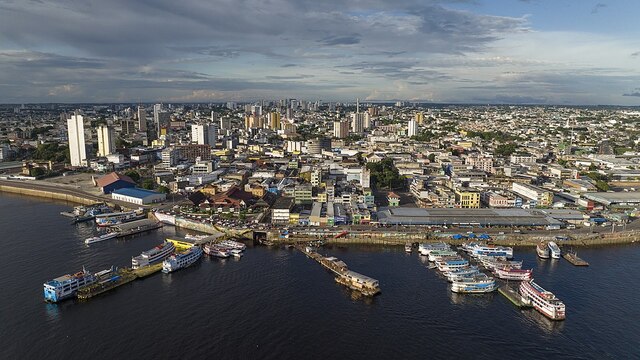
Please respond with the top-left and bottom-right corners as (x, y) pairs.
(0, 0), (639, 105)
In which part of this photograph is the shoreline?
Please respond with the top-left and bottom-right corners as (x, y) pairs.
(2, 185), (638, 249)
(0, 179), (134, 209)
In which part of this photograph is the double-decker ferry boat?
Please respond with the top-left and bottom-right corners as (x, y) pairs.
(436, 258), (469, 272)
(480, 258), (523, 271)
(537, 241), (550, 259)
(132, 241), (176, 269)
(519, 279), (566, 320)
(203, 243), (230, 258)
(494, 267), (533, 281)
(428, 250), (458, 262)
(446, 267), (481, 282)
(548, 241), (561, 259)
(43, 267), (96, 302)
(84, 232), (118, 244)
(219, 240), (247, 251)
(162, 246), (203, 273)
(95, 210), (144, 227)
(418, 242), (450, 256)
(468, 244), (513, 259)
(451, 276), (497, 293)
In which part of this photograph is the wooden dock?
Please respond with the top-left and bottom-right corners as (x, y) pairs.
(562, 252), (589, 266)
(498, 285), (531, 308)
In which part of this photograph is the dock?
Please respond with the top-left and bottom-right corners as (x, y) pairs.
(295, 245), (380, 296)
(113, 219), (162, 238)
(77, 268), (137, 300)
(132, 262), (163, 278)
(498, 284), (531, 308)
(562, 252), (589, 266)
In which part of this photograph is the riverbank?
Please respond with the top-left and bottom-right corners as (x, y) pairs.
(0, 179), (134, 209)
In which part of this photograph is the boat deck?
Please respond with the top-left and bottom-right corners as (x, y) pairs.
(113, 219), (163, 238)
(132, 263), (163, 278)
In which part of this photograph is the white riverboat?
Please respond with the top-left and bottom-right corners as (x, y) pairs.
(519, 279), (565, 320)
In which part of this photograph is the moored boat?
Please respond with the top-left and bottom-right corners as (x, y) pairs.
(446, 267), (481, 282)
(43, 267), (96, 302)
(428, 250), (458, 262)
(519, 279), (565, 320)
(537, 241), (550, 259)
(418, 242), (450, 256)
(84, 232), (118, 244)
(203, 243), (231, 258)
(436, 258), (469, 272)
(494, 267), (533, 281)
(451, 276), (497, 293)
(548, 241), (561, 259)
(132, 241), (176, 269)
(162, 246), (203, 273)
(95, 210), (145, 227)
(405, 243), (412, 253)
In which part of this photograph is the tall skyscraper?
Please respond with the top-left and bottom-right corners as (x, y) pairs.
(67, 114), (86, 166)
(333, 120), (350, 138)
(191, 124), (218, 145)
(407, 119), (418, 137)
(97, 125), (116, 157)
(137, 106), (147, 131)
(350, 113), (365, 133)
(415, 112), (424, 124)
(268, 112), (281, 130)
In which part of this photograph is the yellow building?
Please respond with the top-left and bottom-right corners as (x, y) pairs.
(415, 112), (424, 124)
(269, 112), (281, 130)
(455, 190), (480, 208)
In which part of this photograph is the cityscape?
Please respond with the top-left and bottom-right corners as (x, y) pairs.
(1, 1), (639, 359)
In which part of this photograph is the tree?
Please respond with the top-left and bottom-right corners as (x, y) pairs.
(595, 180), (610, 191)
(125, 170), (141, 183)
(427, 153), (436, 163)
(157, 185), (171, 194)
(494, 143), (517, 157)
(141, 179), (155, 190)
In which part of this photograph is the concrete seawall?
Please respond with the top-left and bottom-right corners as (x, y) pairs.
(0, 180), (130, 209)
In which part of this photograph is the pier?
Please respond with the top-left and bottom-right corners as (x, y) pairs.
(562, 252), (589, 266)
(77, 268), (137, 300)
(295, 245), (380, 296)
(498, 284), (531, 308)
(113, 219), (163, 238)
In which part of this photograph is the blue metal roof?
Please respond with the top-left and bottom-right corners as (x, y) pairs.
(112, 187), (162, 199)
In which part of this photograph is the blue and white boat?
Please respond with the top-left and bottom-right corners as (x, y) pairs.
(436, 258), (469, 272)
(162, 246), (203, 273)
(418, 242), (450, 256)
(446, 266), (481, 282)
(451, 276), (497, 293)
(43, 267), (97, 302)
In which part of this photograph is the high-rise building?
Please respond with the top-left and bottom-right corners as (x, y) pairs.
(137, 106), (146, 131)
(220, 117), (232, 131)
(407, 119), (418, 137)
(67, 114), (87, 167)
(333, 120), (349, 138)
(97, 125), (116, 157)
(415, 112), (424, 124)
(268, 112), (281, 130)
(350, 113), (365, 133)
(191, 123), (218, 146)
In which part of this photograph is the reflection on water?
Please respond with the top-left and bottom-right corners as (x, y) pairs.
(44, 303), (61, 322)
(521, 308), (565, 334)
(449, 291), (496, 307)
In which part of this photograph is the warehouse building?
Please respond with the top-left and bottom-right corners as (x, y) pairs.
(111, 188), (166, 205)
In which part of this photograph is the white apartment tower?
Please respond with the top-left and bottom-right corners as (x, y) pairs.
(67, 114), (87, 166)
(191, 123), (218, 146)
(407, 119), (418, 137)
(97, 125), (116, 157)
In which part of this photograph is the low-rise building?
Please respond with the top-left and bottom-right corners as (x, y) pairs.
(111, 187), (166, 205)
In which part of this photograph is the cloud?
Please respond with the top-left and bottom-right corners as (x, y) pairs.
(623, 88), (640, 97)
(591, 3), (607, 14)
(318, 34), (361, 46)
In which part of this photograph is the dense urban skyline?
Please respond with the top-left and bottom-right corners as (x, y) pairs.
(1, 0), (640, 104)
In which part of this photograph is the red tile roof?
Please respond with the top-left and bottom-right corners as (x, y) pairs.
(95, 172), (136, 188)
